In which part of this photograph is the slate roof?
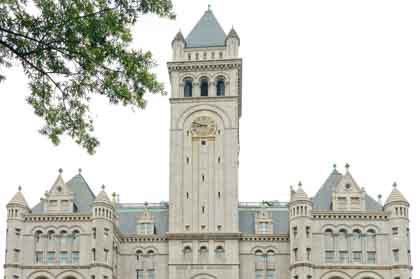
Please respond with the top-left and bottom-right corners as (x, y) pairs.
(185, 8), (226, 48)
(32, 174), (96, 213)
(117, 206), (169, 235)
(239, 207), (289, 234)
(312, 169), (383, 212)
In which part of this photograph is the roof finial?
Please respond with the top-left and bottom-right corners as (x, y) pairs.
(58, 168), (63, 174)
(333, 163), (337, 170)
(378, 194), (382, 203)
(345, 163), (350, 172)
(298, 181), (302, 187)
(101, 184), (106, 190)
(392, 181), (397, 188)
(18, 185), (22, 192)
(208, 4), (211, 10)
(78, 168), (82, 174)
(144, 201), (149, 207)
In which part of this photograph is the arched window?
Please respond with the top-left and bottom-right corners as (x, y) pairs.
(352, 229), (362, 263)
(324, 229), (334, 250)
(216, 78), (225, 96)
(136, 250), (142, 262)
(200, 78), (209, 96)
(266, 250), (275, 264)
(60, 230), (68, 248)
(255, 250), (265, 266)
(184, 78), (193, 97)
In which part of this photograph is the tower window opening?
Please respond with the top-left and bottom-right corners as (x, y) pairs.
(216, 78), (225, 96)
(201, 140), (206, 146)
(219, 52), (223, 59)
(200, 78), (209, 96)
(195, 53), (199, 60)
(211, 52), (215, 59)
(218, 192), (221, 199)
(202, 206), (205, 214)
(184, 79), (193, 97)
(218, 156), (221, 163)
(186, 192), (189, 199)
(202, 174), (205, 182)
(186, 157), (190, 164)
(188, 53), (191, 60)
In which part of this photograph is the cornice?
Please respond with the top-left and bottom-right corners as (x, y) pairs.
(167, 232), (241, 241)
(121, 235), (168, 243)
(240, 234), (289, 242)
(24, 213), (91, 222)
(167, 59), (242, 73)
(169, 96), (238, 104)
(311, 211), (389, 221)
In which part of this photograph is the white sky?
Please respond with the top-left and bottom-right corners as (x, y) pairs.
(0, 0), (419, 275)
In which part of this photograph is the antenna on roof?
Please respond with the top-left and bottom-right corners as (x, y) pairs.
(208, 4), (211, 10)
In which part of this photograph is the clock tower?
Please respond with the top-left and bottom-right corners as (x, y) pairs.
(167, 7), (242, 279)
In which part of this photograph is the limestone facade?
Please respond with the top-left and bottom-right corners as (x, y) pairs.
(3, 8), (413, 279)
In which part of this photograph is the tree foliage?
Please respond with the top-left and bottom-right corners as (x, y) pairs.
(0, 0), (174, 153)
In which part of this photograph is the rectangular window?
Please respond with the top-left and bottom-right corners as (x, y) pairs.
(339, 251), (348, 263)
(267, 271), (275, 279)
(352, 251), (362, 263)
(104, 249), (109, 264)
(351, 197), (360, 204)
(294, 248), (298, 262)
(92, 228), (96, 239)
(13, 249), (20, 262)
(255, 271), (263, 279)
(306, 226), (311, 238)
(15, 228), (21, 237)
(35, 251), (43, 264)
(136, 270), (144, 279)
(59, 251), (69, 264)
(147, 270), (155, 279)
(306, 248), (311, 261)
(92, 248), (96, 262)
(47, 251), (55, 264)
(393, 249), (399, 263)
(367, 251), (376, 264)
(392, 227), (398, 236)
(325, 251), (334, 263)
(72, 251), (80, 264)
(258, 222), (269, 234)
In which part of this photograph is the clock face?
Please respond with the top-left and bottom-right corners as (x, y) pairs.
(191, 116), (217, 137)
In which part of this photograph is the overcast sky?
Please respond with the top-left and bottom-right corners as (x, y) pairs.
(0, 0), (419, 275)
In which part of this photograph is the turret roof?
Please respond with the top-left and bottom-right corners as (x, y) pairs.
(94, 185), (112, 204)
(185, 8), (226, 48)
(8, 186), (29, 208)
(385, 183), (408, 204)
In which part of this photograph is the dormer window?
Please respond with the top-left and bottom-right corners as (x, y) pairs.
(137, 222), (154, 235)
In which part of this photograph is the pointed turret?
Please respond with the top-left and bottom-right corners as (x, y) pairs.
(94, 185), (112, 205)
(7, 186), (29, 209)
(385, 182), (408, 205)
(225, 27), (240, 45)
(172, 30), (185, 46)
(185, 7), (226, 48)
(291, 182), (310, 202)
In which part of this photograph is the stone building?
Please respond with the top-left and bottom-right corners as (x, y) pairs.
(3, 7), (413, 279)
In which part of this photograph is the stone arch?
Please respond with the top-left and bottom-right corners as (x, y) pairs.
(177, 104), (232, 130)
(320, 270), (351, 279)
(250, 245), (278, 254)
(30, 226), (46, 234)
(27, 270), (54, 279)
(56, 270), (86, 279)
(353, 271), (384, 279)
(190, 273), (217, 279)
(321, 224), (337, 233)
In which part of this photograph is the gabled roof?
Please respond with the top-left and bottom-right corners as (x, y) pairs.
(185, 8), (226, 48)
(312, 169), (383, 212)
(32, 173), (96, 213)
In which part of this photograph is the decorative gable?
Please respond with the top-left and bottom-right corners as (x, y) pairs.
(136, 203), (155, 235)
(255, 203), (273, 234)
(44, 169), (75, 213)
(332, 165), (366, 211)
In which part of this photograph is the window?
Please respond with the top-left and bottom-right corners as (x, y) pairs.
(59, 251), (69, 264)
(35, 230), (42, 244)
(367, 251), (376, 264)
(293, 248), (298, 262)
(393, 249), (399, 263)
(72, 230), (80, 247)
(306, 248), (311, 261)
(200, 78), (209, 96)
(15, 228), (21, 237)
(293, 226), (298, 238)
(35, 251), (43, 264)
(136, 270), (144, 279)
(138, 223), (154, 235)
(339, 251), (348, 263)
(47, 230), (55, 248)
(60, 231), (68, 248)
(267, 250), (275, 264)
(147, 270), (155, 279)
(324, 229), (334, 250)
(306, 226), (311, 238)
(255, 271), (263, 279)
(92, 228), (96, 239)
(215, 246), (225, 255)
(72, 251), (80, 264)
(104, 228), (109, 238)
(325, 251), (334, 263)
(184, 79), (193, 97)
(12, 249), (20, 262)
(267, 271), (275, 279)
(47, 251), (55, 264)
(104, 249), (109, 264)
(183, 246), (192, 254)
(92, 248), (96, 262)
(392, 227), (398, 236)
(255, 250), (265, 265)
(216, 78), (225, 96)
(258, 222), (269, 234)
(352, 251), (362, 263)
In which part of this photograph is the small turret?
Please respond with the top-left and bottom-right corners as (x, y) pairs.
(7, 186), (29, 218)
(225, 27), (240, 58)
(172, 30), (185, 61)
(91, 185), (115, 278)
(5, 186), (29, 276)
(289, 182), (313, 279)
